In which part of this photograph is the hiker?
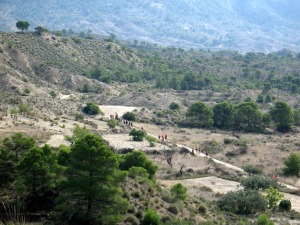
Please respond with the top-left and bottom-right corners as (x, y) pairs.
(165, 134), (167, 140)
(205, 151), (208, 157)
(158, 135), (161, 139)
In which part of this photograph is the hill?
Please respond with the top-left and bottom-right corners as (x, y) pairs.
(1, 0), (300, 52)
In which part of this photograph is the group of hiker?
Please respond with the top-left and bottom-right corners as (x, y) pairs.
(158, 134), (168, 141)
(110, 113), (133, 127)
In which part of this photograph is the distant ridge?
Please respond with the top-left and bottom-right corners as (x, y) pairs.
(0, 0), (300, 52)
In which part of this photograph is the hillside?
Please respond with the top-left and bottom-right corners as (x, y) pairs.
(2, 32), (300, 224)
(1, 0), (300, 52)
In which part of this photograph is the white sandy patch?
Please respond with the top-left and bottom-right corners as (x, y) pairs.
(99, 105), (137, 117)
(46, 134), (70, 148)
(102, 133), (171, 151)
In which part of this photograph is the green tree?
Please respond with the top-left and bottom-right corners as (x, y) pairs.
(270, 101), (294, 132)
(265, 94), (272, 103)
(64, 125), (89, 146)
(16, 145), (56, 196)
(283, 153), (300, 177)
(170, 183), (187, 201)
(119, 150), (157, 179)
(107, 119), (118, 128)
(142, 208), (160, 225)
(60, 134), (128, 223)
(16, 20), (30, 32)
(257, 94), (264, 103)
(129, 129), (146, 141)
(169, 102), (180, 111)
(34, 26), (48, 34)
(2, 132), (36, 162)
(293, 108), (300, 126)
(0, 147), (15, 187)
(265, 187), (283, 208)
(213, 101), (234, 129)
(122, 112), (136, 121)
(186, 102), (213, 127)
(82, 102), (102, 115)
(233, 102), (265, 132)
(240, 175), (278, 190)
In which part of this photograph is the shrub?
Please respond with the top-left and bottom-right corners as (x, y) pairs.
(170, 183), (187, 201)
(124, 215), (139, 225)
(128, 166), (149, 179)
(142, 208), (160, 225)
(82, 102), (102, 115)
(129, 129), (146, 141)
(217, 190), (267, 214)
(242, 164), (263, 175)
(167, 205), (179, 215)
(169, 102), (180, 110)
(107, 119), (117, 128)
(257, 213), (274, 225)
(198, 205), (207, 214)
(279, 199), (292, 211)
(240, 175), (278, 190)
(122, 112), (136, 121)
(265, 187), (283, 208)
(283, 153), (300, 177)
(75, 113), (84, 121)
(145, 135), (157, 147)
(50, 90), (57, 98)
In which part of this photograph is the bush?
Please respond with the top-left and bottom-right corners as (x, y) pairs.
(124, 215), (139, 225)
(167, 205), (179, 215)
(217, 190), (267, 214)
(107, 119), (117, 128)
(169, 102), (180, 110)
(283, 153), (300, 177)
(198, 205), (207, 214)
(122, 112), (136, 121)
(242, 164), (263, 175)
(82, 102), (102, 115)
(170, 183), (187, 201)
(240, 175), (278, 190)
(128, 166), (149, 179)
(75, 113), (84, 121)
(279, 199), (292, 211)
(142, 208), (160, 225)
(257, 213), (274, 225)
(129, 129), (146, 141)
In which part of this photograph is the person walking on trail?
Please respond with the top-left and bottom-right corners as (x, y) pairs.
(205, 151), (208, 157)
(158, 135), (161, 139)
(165, 134), (167, 140)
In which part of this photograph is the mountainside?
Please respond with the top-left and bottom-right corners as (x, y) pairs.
(1, 0), (300, 52)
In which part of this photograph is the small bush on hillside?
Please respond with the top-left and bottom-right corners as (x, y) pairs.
(170, 183), (187, 201)
(142, 208), (160, 225)
(107, 119), (117, 128)
(240, 175), (278, 190)
(75, 113), (84, 121)
(242, 164), (263, 175)
(283, 153), (300, 177)
(257, 213), (274, 225)
(279, 199), (292, 211)
(122, 112), (136, 121)
(217, 190), (267, 214)
(124, 215), (139, 225)
(167, 205), (179, 215)
(129, 129), (146, 141)
(128, 166), (149, 179)
(82, 102), (102, 115)
(169, 102), (180, 110)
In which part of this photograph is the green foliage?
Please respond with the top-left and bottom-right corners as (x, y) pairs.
(279, 199), (292, 211)
(213, 101), (234, 129)
(257, 213), (274, 225)
(49, 90), (57, 98)
(74, 113), (84, 121)
(107, 119), (118, 128)
(60, 134), (128, 223)
(242, 164), (263, 175)
(129, 128), (146, 141)
(142, 208), (160, 225)
(170, 183), (187, 201)
(119, 150), (158, 179)
(145, 135), (157, 147)
(233, 102), (266, 132)
(270, 101), (294, 132)
(2, 132), (36, 162)
(128, 166), (149, 179)
(240, 175), (278, 190)
(64, 125), (89, 146)
(35, 26), (48, 34)
(294, 108), (300, 126)
(169, 102), (180, 110)
(256, 94), (264, 103)
(283, 153), (300, 177)
(82, 102), (102, 115)
(16, 20), (30, 31)
(0, 147), (15, 187)
(16, 145), (56, 196)
(186, 102), (213, 127)
(122, 112), (136, 121)
(217, 190), (267, 214)
(265, 187), (284, 208)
